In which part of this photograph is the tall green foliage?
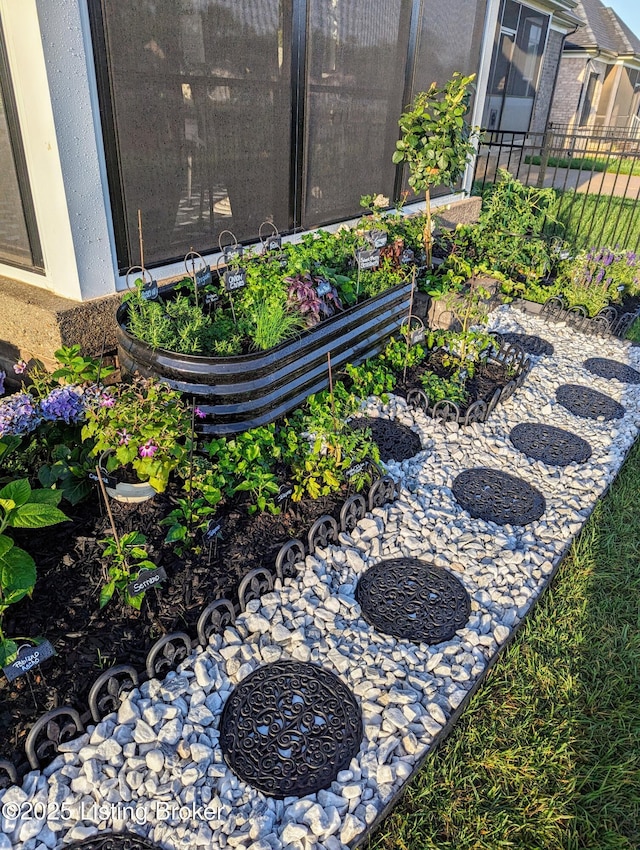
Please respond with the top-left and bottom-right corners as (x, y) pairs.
(393, 73), (477, 266)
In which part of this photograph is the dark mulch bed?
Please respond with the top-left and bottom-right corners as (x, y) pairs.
(394, 349), (517, 414)
(1, 483), (345, 770)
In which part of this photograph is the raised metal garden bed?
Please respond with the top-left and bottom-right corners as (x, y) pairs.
(116, 282), (413, 436)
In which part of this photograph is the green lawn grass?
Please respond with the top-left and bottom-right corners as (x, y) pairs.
(525, 153), (640, 178)
(552, 191), (640, 251)
(366, 438), (640, 850)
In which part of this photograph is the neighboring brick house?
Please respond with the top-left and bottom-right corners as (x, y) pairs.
(549, 0), (640, 131)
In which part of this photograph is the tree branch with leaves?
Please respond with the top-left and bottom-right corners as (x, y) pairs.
(393, 73), (477, 268)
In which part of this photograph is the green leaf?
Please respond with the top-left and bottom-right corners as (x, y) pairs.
(391, 151), (405, 164)
(10, 504), (69, 529)
(28, 489), (62, 506)
(0, 545), (36, 593)
(165, 524), (187, 544)
(99, 581), (116, 608)
(0, 479), (31, 508)
(0, 534), (14, 559)
(0, 639), (19, 667)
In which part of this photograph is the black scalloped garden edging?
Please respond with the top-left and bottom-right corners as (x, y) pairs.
(405, 340), (531, 426)
(0, 474), (397, 788)
(515, 296), (640, 339)
(117, 281), (413, 436)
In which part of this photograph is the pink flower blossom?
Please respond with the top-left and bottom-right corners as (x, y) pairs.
(139, 440), (158, 458)
(194, 407), (206, 419)
(117, 429), (130, 445)
(13, 360), (28, 375)
(99, 393), (115, 408)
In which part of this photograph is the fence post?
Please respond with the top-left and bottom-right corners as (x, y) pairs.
(536, 123), (553, 188)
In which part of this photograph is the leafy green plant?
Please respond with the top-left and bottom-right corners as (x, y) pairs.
(345, 361), (395, 400)
(81, 377), (193, 493)
(99, 530), (156, 610)
(393, 73), (476, 266)
(0, 478), (68, 665)
(420, 371), (469, 406)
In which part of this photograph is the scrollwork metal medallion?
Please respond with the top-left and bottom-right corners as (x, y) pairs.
(145, 632), (192, 680)
(25, 707), (84, 770)
(340, 494), (367, 532)
(197, 598), (236, 646)
(238, 567), (274, 610)
(556, 384), (625, 421)
(349, 417), (422, 461)
(88, 664), (139, 722)
(368, 475), (397, 511)
(452, 467), (546, 526)
(355, 558), (471, 644)
(64, 834), (164, 850)
(510, 423), (592, 466)
(307, 515), (339, 554)
(274, 539), (306, 581)
(499, 332), (554, 357)
(219, 660), (363, 798)
(583, 358), (640, 384)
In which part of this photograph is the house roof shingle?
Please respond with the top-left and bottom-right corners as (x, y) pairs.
(566, 0), (640, 56)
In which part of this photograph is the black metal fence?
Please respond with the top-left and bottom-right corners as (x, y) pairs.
(473, 123), (640, 253)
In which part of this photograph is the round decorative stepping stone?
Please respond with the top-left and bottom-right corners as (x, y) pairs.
(65, 836), (163, 850)
(583, 357), (640, 384)
(452, 467), (546, 525)
(510, 423), (592, 466)
(355, 557), (471, 644)
(499, 331), (554, 356)
(556, 384), (625, 421)
(219, 660), (362, 798)
(349, 416), (422, 461)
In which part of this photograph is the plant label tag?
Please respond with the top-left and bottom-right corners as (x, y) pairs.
(367, 229), (387, 248)
(276, 483), (294, 505)
(89, 470), (118, 488)
(316, 279), (332, 297)
(278, 254), (289, 269)
(224, 268), (247, 292)
(409, 328), (425, 345)
(356, 248), (380, 270)
(266, 236), (282, 251)
(3, 641), (56, 682)
(141, 280), (159, 301)
(195, 267), (212, 289)
(346, 461), (367, 478)
(400, 248), (415, 265)
(224, 245), (244, 264)
(204, 291), (220, 307)
(127, 566), (167, 597)
(203, 517), (223, 541)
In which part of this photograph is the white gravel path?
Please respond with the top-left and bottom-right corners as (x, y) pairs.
(2, 307), (639, 850)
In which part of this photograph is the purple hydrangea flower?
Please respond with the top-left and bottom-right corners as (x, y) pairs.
(0, 392), (41, 437)
(40, 386), (86, 424)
